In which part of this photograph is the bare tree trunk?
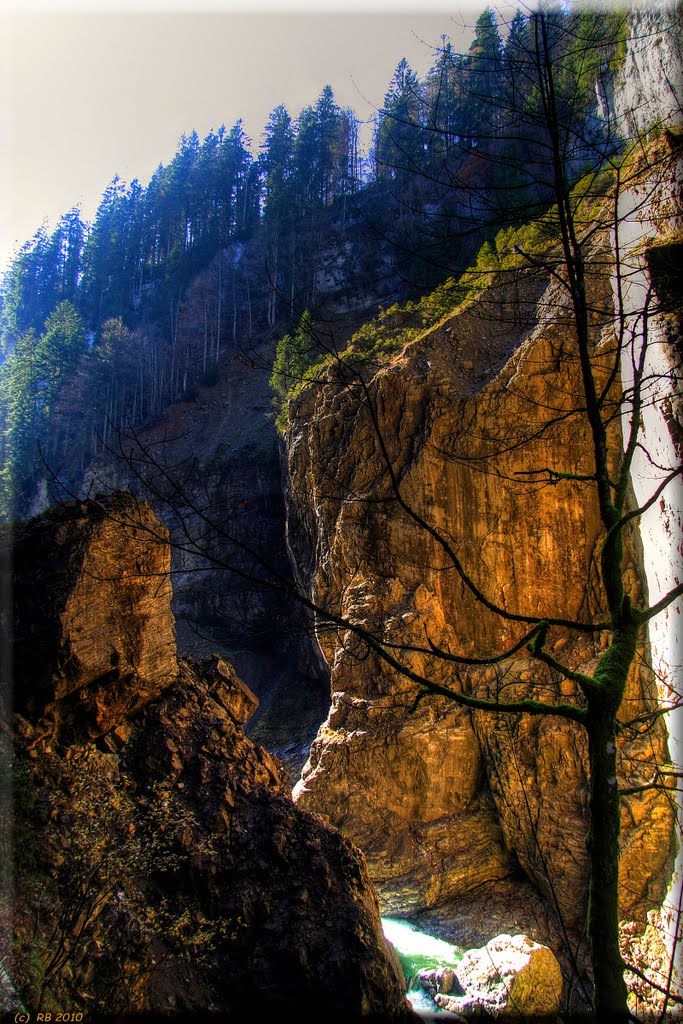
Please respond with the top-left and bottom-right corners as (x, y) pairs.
(203, 292), (209, 373)
(232, 271), (237, 348)
(216, 252), (222, 361)
(587, 708), (627, 1020)
(585, 615), (637, 1021)
(246, 270), (252, 336)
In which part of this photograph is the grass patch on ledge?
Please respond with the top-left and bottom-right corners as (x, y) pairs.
(271, 162), (628, 429)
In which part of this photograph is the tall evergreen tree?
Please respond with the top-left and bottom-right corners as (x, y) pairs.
(425, 39), (469, 173)
(0, 301), (86, 516)
(461, 7), (504, 145)
(261, 105), (295, 218)
(374, 58), (425, 184)
(260, 105), (296, 325)
(80, 176), (131, 331)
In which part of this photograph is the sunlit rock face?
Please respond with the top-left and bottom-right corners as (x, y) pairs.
(7, 493), (178, 741)
(285, 265), (675, 939)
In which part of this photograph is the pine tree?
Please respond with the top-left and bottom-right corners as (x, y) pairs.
(461, 7), (504, 145)
(0, 329), (41, 515)
(425, 39), (468, 173)
(270, 309), (316, 411)
(374, 58), (425, 185)
(0, 301), (86, 516)
(260, 105), (296, 326)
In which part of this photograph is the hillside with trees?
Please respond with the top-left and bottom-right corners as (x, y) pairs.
(0, 5), (626, 520)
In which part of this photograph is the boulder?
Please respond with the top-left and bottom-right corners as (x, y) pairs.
(435, 934), (562, 1018)
(418, 966), (458, 997)
(201, 653), (259, 723)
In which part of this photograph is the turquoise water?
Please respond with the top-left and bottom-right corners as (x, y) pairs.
(381, 917), (464, 1020)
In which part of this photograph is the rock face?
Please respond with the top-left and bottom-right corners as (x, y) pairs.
(6, 493), (177, 742)
(7, 499), (414, 1021)
(285, 265), (676, 943)
(614, 2), (683, 136)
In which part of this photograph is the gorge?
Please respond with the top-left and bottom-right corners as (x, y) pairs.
(1, 3), (682, 1020)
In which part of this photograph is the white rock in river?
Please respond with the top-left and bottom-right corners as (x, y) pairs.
(435, 933), (562, 1018)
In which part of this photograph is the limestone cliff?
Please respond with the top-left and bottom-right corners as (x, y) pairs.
(284, 258), (677, 951)
(4, 496), (413, 1021)
(614, 2), (683, 136)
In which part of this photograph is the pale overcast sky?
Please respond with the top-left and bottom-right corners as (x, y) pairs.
(0, 1), (497, 272)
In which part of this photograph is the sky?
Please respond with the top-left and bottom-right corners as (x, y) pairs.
(0, 0), (499, 274)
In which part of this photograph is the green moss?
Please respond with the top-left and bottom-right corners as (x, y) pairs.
(271, 268), (494, 429)
(606, 9), (630, 71)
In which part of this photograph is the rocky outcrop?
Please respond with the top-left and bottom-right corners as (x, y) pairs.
(6, 498), (414, 1021)
(285, 266), (676, 944)
(199, 652), (260, 723)
(6, 493), (177, 742)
